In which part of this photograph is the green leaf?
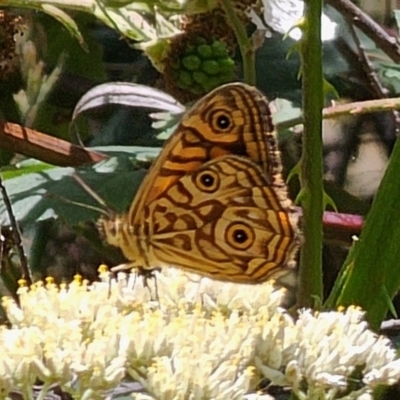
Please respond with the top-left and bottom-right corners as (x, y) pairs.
(323, 192), (337, 213)
(0, 147), (161, 227)
(380, 65), (400, 93)
(41, 4), (87, 50)
(322, 79), (339, 100)
(1, 159), (55, 180)
(3, 0), (158, 42)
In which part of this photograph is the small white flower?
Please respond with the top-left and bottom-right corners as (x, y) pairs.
(364, 358), (400, 388)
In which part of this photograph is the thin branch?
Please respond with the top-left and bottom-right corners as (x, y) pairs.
(277, 96), (400, 131)
(326, 0), (400, 64)
(343, 11), (400, 128)
(0, 174), (32, 285)
(219, 0), (255, 85)
(346, 16), (389, 98)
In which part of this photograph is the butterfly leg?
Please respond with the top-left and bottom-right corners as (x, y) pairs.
(138, 267), (161, 301)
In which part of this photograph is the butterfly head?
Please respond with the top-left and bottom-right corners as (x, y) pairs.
(97, 213), (124, 248)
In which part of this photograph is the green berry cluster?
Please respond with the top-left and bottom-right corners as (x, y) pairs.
(174, 38), (235, 95)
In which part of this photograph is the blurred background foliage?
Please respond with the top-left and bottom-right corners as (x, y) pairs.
(0, 0), (400, 320)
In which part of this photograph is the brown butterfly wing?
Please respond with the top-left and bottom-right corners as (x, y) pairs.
(139, 155), (300, 283)
(127, 82), (283, 225)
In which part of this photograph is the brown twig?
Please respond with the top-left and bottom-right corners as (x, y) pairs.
(277, 96), (400, 131)
(346, 16), (390, 98)
(326, 0), (400, 64)
(341, 5), (400, 129)
(0, 121), (108, 167)
(296, 207), (364, 245)
(321, 210), (364, 244)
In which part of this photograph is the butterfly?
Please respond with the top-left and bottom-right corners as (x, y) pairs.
(99, 82), (301, 284)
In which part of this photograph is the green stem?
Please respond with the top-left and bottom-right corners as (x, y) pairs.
(297, 0), (324, 307)
(219, 0), (255, 85)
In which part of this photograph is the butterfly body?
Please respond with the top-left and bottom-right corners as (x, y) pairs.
(99, 83), (301, 284)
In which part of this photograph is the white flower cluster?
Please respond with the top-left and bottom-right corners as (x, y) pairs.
(0, 267), (399, 400)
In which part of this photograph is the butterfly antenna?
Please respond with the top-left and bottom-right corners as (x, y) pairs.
(45, 192), (111, 218)
(72, 174), (108, 208)
(71, 174), (113, 218)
